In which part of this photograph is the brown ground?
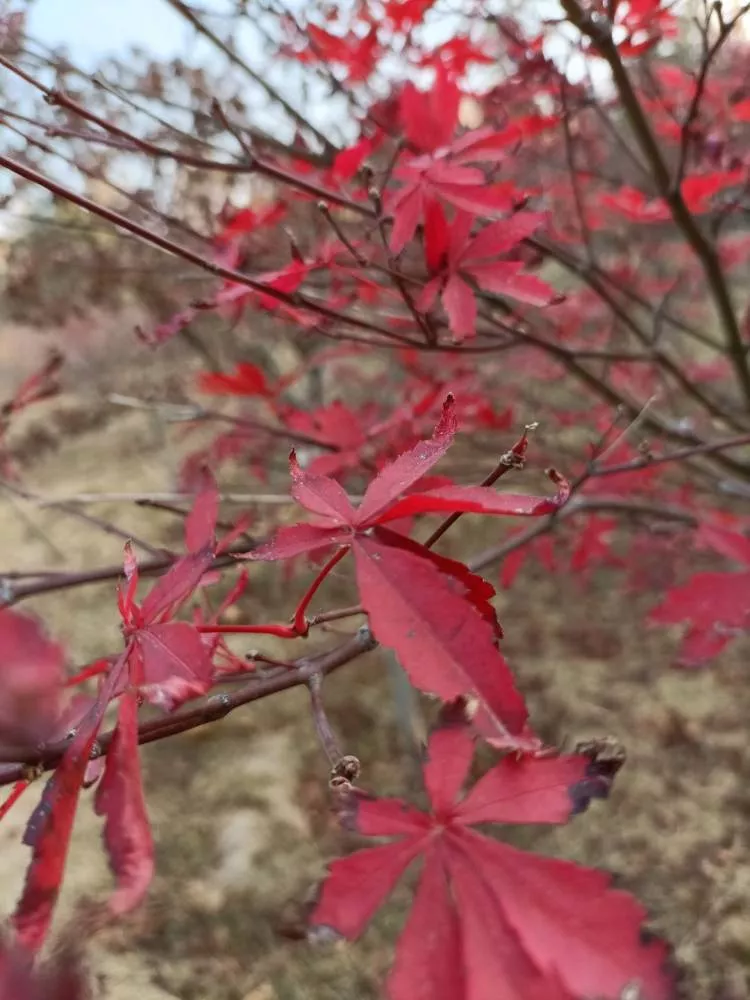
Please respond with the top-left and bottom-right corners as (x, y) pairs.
(0, 321), (748, 1000)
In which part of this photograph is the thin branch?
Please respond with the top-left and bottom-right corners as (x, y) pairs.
(561, 0), (750, 409)
(161, 0), (335, 154)
(0, 627), (376, 784)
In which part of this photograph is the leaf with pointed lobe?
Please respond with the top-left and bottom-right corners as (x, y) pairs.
(419, 35), (495, 76)
(694, 522), (750, 567)
(245, 524), (351, 562)
(500, 533), (556, 589)
(468, 260), (556, 306)
(648, 570), (750, 667)
(353, 533), (529, 745)
(441, 275), (477, 340)
(314, 837), (427, 943)
(570, 516), (619, 577)
(94, 690), (154, 916)
(197, 362), (272, 398)
(354, 394), (457, 527)
(184, 467), (219, 555)
(135, 621), (215, 712)
(214, 201), (286, 255)
(13, 654), (128, 952)
(421, 719), (476, 814)
(378, 470), (570, 523)
(384, 0), (436, 30)
(289, 450), (357, 525)
(311, 724), (674, 1000)
(450, 117), (556, 164)
(386, 848), (464, 1000)
(376, 527), (503, 640)
(399, 66), (460, 153)
(420, 209), (554, 337)
(139, 550), (214, 625)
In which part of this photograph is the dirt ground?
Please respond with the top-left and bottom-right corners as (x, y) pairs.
(0, 324), (749, 1000)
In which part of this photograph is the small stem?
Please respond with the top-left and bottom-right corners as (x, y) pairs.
(307, 672), (342, 766)
(0, 780), (28, 820)
(64, 659), (110, 688)
(422, 428), (531, 549)
(196, 623), (299, 639)
(293, 546), (350, 634)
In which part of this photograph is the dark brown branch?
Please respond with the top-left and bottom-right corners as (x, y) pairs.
(0, 627), (376, 786)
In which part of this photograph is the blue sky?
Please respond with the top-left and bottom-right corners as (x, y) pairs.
(27, 0), (187, 61)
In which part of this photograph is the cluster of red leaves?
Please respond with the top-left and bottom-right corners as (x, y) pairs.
(248, 396), (569, 747)
(312, 722), (673, 1000)
(419, 203), (556, 340)
(0, 394), (678, 998)
(648, 520), (750, 666)
(0, 473), (247, 952)
(6, 0), (750, 994)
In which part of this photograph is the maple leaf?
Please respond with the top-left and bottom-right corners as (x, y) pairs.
(142, 257), (314, 345)
(117, 476), (226, 709)
(384, 74), (549, 253)
(419, 206), (555, 339)
(119, 547), (215, 711)
(196, 361), (274, 399)
(400, 66), (461, 153)
(12, 651), (129, 952)
(599, 171), (743, 224)
(384, 0), (436, 31)
(246, 395), (569, 746)
(213, 201), (287, 269)
(281, 18), (380, 82)
(0, 608), (65, 750)
(417, 36), (496, 76)
(311, 723), (674, 1000)
(499, 532), (556, 589)
(94, 689), (154, 917)
(648, 570), (750, 667)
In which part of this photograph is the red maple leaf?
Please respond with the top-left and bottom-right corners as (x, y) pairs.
(599, 171), (743, 224)
(419, 205), (555, 339)
(12, 649), (129, 952)
(94, 689), (154, 918)
(143, 258), (314, 345)
(384, 72), (549, 252)
(384, 0), (436, 31)
(196, 361), (274, 399)
(118, 548), (215, 712)
(311, 722), (674, 1000)
(399, 66), (462, 153)
(648, 569), (750, 667)
(416, 36), (496, 76)
(213, 201), (287, 269)
(281, 19), (380, 82)
(116, 473), (231, 709)
(246, 395), (569, 746)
